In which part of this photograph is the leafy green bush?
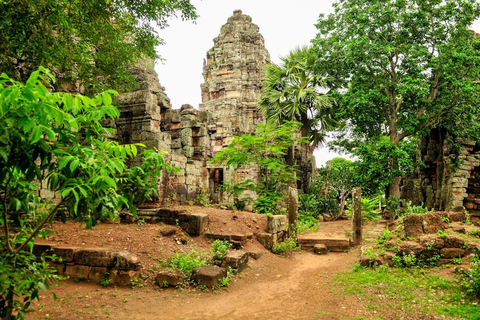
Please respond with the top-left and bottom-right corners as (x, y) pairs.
(210, 240), (232, 261)
(271, 238), (299, 254)
(0, 248), (61, 320)
(298, 188), (339, 220)
(167, 250), (208, 275)
(253, 195), (281, 214)
(404, 201), (432, 215)
(346, 197), (381, 221)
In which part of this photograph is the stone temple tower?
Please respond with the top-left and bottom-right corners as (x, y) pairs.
(200, 10), (271, 203)
(200, 9), (270, 142)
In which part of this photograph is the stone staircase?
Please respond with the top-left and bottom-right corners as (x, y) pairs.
(364, 219), (390, 241)
(297, 235), (351, 252)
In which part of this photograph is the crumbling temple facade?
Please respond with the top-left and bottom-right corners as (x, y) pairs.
(115, 10), (270, 205)
(402, 128), (480, 220)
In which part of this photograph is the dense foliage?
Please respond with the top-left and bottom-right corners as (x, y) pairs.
(210, 121), (305, 214)
(313, 0), (480, 199)
(0, 69), (174, 319)
(0, 0), (197, 93)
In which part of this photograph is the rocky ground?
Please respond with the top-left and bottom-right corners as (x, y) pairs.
(25, 206), (478, 320)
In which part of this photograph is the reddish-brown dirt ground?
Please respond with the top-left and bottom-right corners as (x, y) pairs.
(24, 206), (461, 320)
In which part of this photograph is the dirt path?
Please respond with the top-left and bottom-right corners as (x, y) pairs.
(31, 248), (369, 320)
(27, 209), (375, 320)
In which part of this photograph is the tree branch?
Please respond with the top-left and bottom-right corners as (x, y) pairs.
(2, 175), (14, 253)
(14, 197), (66, 254)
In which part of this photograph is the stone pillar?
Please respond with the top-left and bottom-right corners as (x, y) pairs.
(352, 187), (362, 246)
(288, 186), (298, 237)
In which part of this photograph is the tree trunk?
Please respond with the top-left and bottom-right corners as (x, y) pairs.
(299, 114), (311, 193)
(388, 175), (401, 199)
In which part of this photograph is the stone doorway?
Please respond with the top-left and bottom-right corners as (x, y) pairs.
(464, 165), (480, 218)
(208, 168), (224, 203)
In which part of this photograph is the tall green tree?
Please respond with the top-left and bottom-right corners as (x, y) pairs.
(313, 0), (480, 199)
(259, 46), (336, 192)
(0, 69), (174, 319)
(318, 157), (360, 217)
(0, 0), (197, 92)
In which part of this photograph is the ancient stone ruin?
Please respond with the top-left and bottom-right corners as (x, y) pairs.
(115, 10), (270, 205)
(402, 128), (480, 222)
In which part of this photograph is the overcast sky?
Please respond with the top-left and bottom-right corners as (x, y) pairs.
(155, 0), (480, 167)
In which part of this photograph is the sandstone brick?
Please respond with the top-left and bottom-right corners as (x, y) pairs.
(440, 248), (465, 259)
(191, 266), (227, 288)
(265, 215), (287, 233)
(74, 249), (116, 268)
(422, 212), (444, 234)
(404, 214), (424, 238)
(155, 269), (186, 287)
(222, 250), (249, 272)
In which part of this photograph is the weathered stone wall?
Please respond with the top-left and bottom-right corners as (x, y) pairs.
(402, 128), (480, 219)
(115, 10), (271, 205)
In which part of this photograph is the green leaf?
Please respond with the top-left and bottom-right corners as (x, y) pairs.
(58, 156), (71, 170)
(30, 125), (43, 143)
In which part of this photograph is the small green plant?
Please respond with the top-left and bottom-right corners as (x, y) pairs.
(210, 240), (232, 261)
(426, 240), (436, 251)
(404, 201), (432, 215)
(167, 250), (208, 275)
(217, 276), (230, 288)
(74, 275), (83, 283)
(158, 280), (170, 288)
(451, 257), (462, 265)
(467, 230), (480, 237)
(437, 230), (447, 239)
(461, 253), (480, 298)
(387, 196), (401, 220)
(362, 247), (378, 261)
(100, 273), (112, 287)
(129, 278), (145, 288)
(376, 229), (392, 245)
(392, 252), (418, 268)
(195, 189), (211, 207)
(271, 238), (299, 254)
(441, 216), (450, 223)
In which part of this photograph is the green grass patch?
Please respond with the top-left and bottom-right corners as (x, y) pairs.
(335, 265), (480, 319)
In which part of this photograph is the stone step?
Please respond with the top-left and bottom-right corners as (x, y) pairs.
(297, 237), (351, 252)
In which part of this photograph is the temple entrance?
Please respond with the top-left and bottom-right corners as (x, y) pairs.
(208, 168), (224, 203)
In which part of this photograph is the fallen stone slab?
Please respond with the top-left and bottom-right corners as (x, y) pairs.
(155, 269), (186, 287)
(114, 251), (142, 271)
(440, 248), (465, 259)
(159, 226), (177, 237)
(246, 250), (263, 260)
(256, 233), (274, 250)
(74, 248), (116, 268)
(222, 250), (248, 272)
(191, 266), (227, 288)
(206, 233), (247, 248)
(397, 241), (425, 255)
(313, 244), (328, 255)
(265, 215), (287, 234)
(297, 237), (350, 252)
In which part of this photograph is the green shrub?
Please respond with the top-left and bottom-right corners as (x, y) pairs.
(253, 195), (280, 214)
(271, 238), (299, 254)
(210, 240), (232, 261)
(404, 201), (432, 215)
(167, 250), (208, 275)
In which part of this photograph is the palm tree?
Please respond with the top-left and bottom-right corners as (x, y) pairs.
(259, 46), (336, 192)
